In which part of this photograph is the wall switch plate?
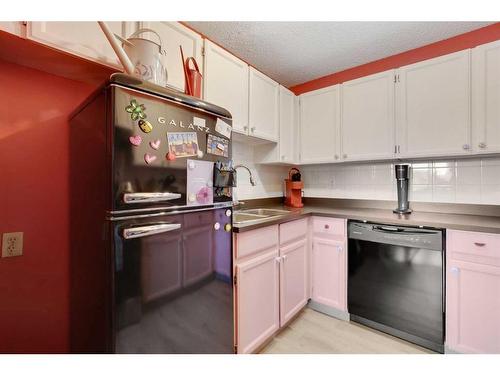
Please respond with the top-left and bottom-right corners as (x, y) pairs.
(2, 232), (23, 258)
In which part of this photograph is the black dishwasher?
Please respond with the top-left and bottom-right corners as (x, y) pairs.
(348, 221), (445, 353)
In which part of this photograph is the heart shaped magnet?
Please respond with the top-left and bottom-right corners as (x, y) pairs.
(129, 135), (142, 146)
(144, 154), (157, 164)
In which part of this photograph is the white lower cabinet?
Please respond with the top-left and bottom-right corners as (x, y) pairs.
(472, 39), (500, 154)
(27, 22), (137, 69)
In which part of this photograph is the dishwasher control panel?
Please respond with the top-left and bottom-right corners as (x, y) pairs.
(348, 221), (444, 251)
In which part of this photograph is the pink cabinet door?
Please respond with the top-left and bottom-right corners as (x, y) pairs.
(280, 238), (308, 326)
(446, 259), (500, 353)
(311, 237), (346, 311)
(236, 247), (280, 354)
(182, 225), (213, 287)
(141, 234), (182, 303)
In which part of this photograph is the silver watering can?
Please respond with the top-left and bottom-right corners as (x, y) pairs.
(99, 21), (168, 87)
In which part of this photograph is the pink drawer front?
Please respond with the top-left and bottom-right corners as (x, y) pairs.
(279, 218), (308, 245)
(312, 217), (346, 238)
(448, 230), (500, 267)
(235, 225), (279, 260)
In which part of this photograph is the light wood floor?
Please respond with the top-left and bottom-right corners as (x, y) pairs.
(260, 308), (434, 354)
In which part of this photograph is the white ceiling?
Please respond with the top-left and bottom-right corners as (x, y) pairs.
(185, 22), (493, 87)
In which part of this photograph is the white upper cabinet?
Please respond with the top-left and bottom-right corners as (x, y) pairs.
(279, 86), (296, 163)
(299, 85), (340, 164)
(140, 22), (203, 93)
(27, 22), (137, 69)
(203, 39), (249, 134)
(254, 85), (297, 164)
(0, 22), (24, 37)
(472, 40), (500, 154)
(396, 50), (471, 158)
(341, 70), (396, 161)
(248, 67), (280, 142)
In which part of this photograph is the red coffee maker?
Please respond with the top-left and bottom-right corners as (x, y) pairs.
(285, 168), (304, 208)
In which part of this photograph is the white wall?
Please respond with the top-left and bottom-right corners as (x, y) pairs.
(301, 157), (500, 205)
(232, 141), (289, 200)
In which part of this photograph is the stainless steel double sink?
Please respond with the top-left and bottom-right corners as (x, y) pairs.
(233, 208), (291, 224)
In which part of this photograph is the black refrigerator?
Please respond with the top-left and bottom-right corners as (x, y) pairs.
(69, 74), (235, 353)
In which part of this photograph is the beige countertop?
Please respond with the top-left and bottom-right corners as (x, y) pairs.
(233, 203), (500, 234)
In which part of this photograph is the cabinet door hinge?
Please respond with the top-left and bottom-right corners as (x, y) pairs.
(234, 345), (238, 353)
(201, 46), (205, 56)
(394, 75), (397, 83)
(233, 274), (237, 286)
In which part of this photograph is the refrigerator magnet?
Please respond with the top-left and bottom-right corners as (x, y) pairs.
(166, 132), (199, 158)
(144, 153), (157, 164)
(125, 99), (147, 121)
(138, 119), (153, 133)
(207, 134), (229, 157)
(215, 118), (232, 139)
(129, 135), (142, 146)
(149, 139), (161, 150)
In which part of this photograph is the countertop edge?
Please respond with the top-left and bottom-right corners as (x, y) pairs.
(232, 206), (500, 234)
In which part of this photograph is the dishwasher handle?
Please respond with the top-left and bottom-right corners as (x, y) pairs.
(123, 222), (181, 239)
(371, 225), (440, 235)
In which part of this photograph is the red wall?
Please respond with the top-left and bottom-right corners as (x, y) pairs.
(0, 60), (95, 353)
(290, 23), (500, 95)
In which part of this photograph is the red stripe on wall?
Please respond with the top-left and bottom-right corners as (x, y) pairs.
(289, 23), (500, 95)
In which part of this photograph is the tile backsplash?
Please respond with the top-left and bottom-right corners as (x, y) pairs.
(301, 158), (500, 205)
(232, 138), (500, 205)
(232, 141), (289, 200)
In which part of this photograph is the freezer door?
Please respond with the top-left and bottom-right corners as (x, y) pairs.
(112, 208), (233, 353)
(111, 85), (232, 211)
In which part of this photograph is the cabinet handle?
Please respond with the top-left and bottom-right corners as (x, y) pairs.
(334, 155), (339, 160)
(336, 246), (342, 252)
(243, 126), (248, 131)
(343, 154), (347, 159)
(275, 256), (282, 264)
(478, 142), (487, 149)
(474, 242), (486, 247)
(282, 255), (288, 262)
(251, 127), (256, 132)
(281, 155), (285, 160)
(397, 145), (401, 153)
(462, 144), (470, 150)
(450, 267), (460, 274)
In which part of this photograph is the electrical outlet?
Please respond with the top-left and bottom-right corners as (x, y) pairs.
(2, 232), (23, 258)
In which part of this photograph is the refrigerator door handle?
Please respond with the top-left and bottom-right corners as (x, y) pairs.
(122, 223), (181, 239)
(123, 192), (182, 204)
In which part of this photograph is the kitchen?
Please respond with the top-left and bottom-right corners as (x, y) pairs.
(1, 1), (500, 372)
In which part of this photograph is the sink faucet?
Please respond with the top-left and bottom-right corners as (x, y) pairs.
(234, 164), (256, 186)
(233, 164), (256, 208)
